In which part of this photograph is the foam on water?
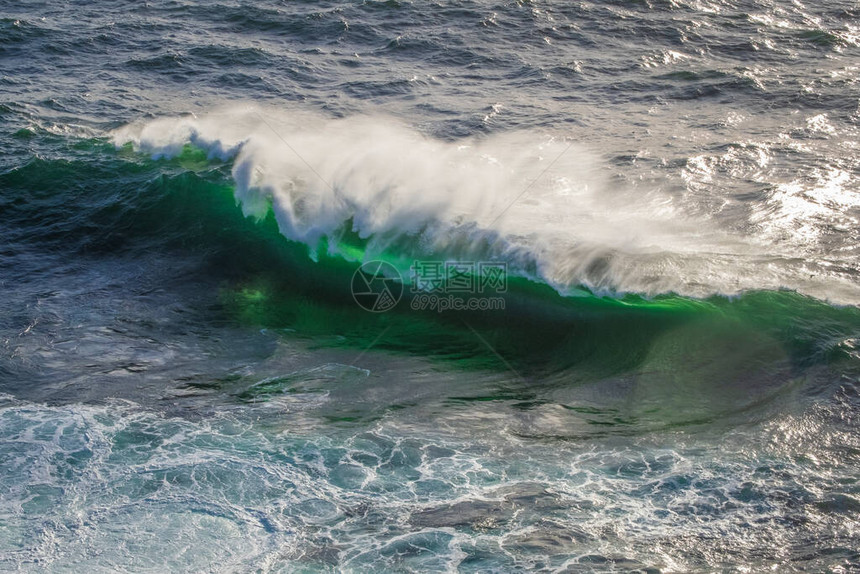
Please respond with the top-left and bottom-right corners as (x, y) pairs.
(0, 388), (857, 572)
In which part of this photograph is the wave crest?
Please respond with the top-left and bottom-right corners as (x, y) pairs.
(113, 107), (860, 303)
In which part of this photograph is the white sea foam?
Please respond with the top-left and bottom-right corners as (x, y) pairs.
(0, 392), (856, 572)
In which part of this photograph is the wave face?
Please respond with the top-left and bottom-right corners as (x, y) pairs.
(113, 108), (860, 303)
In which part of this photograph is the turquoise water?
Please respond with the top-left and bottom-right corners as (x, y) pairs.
(2, 0), (860, 571)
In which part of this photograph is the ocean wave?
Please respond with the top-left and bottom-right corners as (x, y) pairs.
(112, 107), (860, 304)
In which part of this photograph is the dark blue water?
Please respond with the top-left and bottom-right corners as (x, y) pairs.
(1, 0), (859, 571)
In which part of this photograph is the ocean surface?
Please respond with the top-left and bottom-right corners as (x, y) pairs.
(2, 0), (860, 571)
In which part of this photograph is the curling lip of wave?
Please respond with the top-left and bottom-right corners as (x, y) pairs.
(113, 107), (860, 304)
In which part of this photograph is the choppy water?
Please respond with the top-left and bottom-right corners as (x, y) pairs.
(1, 0), (860, 571)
